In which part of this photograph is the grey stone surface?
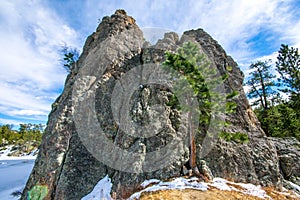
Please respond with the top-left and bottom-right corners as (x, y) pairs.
(22, 10), (300, 199)
(271, 137), (300, 181)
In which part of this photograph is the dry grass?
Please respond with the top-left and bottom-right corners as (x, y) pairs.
(263, 187), (300, 200)
(137, 188), (300, 200)
(131, 177), (300, 200)
(139, 188), (263, 200)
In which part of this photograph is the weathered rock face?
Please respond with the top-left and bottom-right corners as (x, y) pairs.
(22, 10), (300, 199)
(271, 137), (300, 186)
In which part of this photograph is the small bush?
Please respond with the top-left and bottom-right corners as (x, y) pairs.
(219, 131), (249, 144)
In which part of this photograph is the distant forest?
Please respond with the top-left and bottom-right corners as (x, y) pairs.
(0, 123), (43, 146)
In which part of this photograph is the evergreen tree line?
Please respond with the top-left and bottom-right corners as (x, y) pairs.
(0, 123), (44, 147)
(245, 44), (300, 140)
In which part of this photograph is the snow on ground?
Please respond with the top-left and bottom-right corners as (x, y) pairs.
(129, 177), (275, 200)
(210, 177), (234, 191)
(0, 145), (37, 199)
(288, 181), (300, 194)
(0, 159), (35, 199)
(84, 176), (273, 200)
(140, 179), (160, 188)
(234, 182), (271, 199)
(129, 177), (208, 200)
(81, 175), (112, 200)
(211, 178), (271, 199)
(0, 145), (37, 160)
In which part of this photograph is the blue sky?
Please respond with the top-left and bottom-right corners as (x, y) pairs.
(0, 0), (300, 128)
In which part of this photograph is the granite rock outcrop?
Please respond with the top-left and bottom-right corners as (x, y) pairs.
(22, 10), (300, 199)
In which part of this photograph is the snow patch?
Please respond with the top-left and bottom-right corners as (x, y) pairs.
(0, 185), (24, 200)
(288, 181), (300, 193)
(129, 177), (208, 200)
(140, 179), (160, 188)
(0, 145), (13, 155)
(235, 182), (270, 199)
(210, 178), (271, 199)
(0, 155), (37, 160)
(27, 148), (39, 156)
(0, 159), (35, 200)
(0, 145), (37, 160)
(130, 177), (274, 200)
(210, 178), (235, 191)
(81, 175), (112, 200)
(0, 161), (7, 165)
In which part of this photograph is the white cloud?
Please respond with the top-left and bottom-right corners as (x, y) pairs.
(173, 1), (296, 60)
(8, 109), (47, 116)
(81, 1), (300, 61)
(0, 83), (51, 124)
(0, 1), (80, 123)
(0, 118), (28, 127)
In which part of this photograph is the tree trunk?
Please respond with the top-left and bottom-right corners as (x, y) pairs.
(259, 69), (270, 136)
(188, 109), (202, 178)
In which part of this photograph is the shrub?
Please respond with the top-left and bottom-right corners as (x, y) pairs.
(219, 131), (249, 144)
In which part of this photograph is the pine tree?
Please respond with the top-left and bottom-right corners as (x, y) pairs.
(276, 44), (300, 110)
(61, 45), (79, 73)
(163, 42), (210, 175)
(245, 60), (276, 136)
(163, 41), (235, 177)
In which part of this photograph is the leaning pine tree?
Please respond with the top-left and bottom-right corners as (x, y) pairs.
(163, 41), (237, 178)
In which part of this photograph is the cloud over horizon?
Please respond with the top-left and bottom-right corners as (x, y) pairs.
(0, 1), (80, 125)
